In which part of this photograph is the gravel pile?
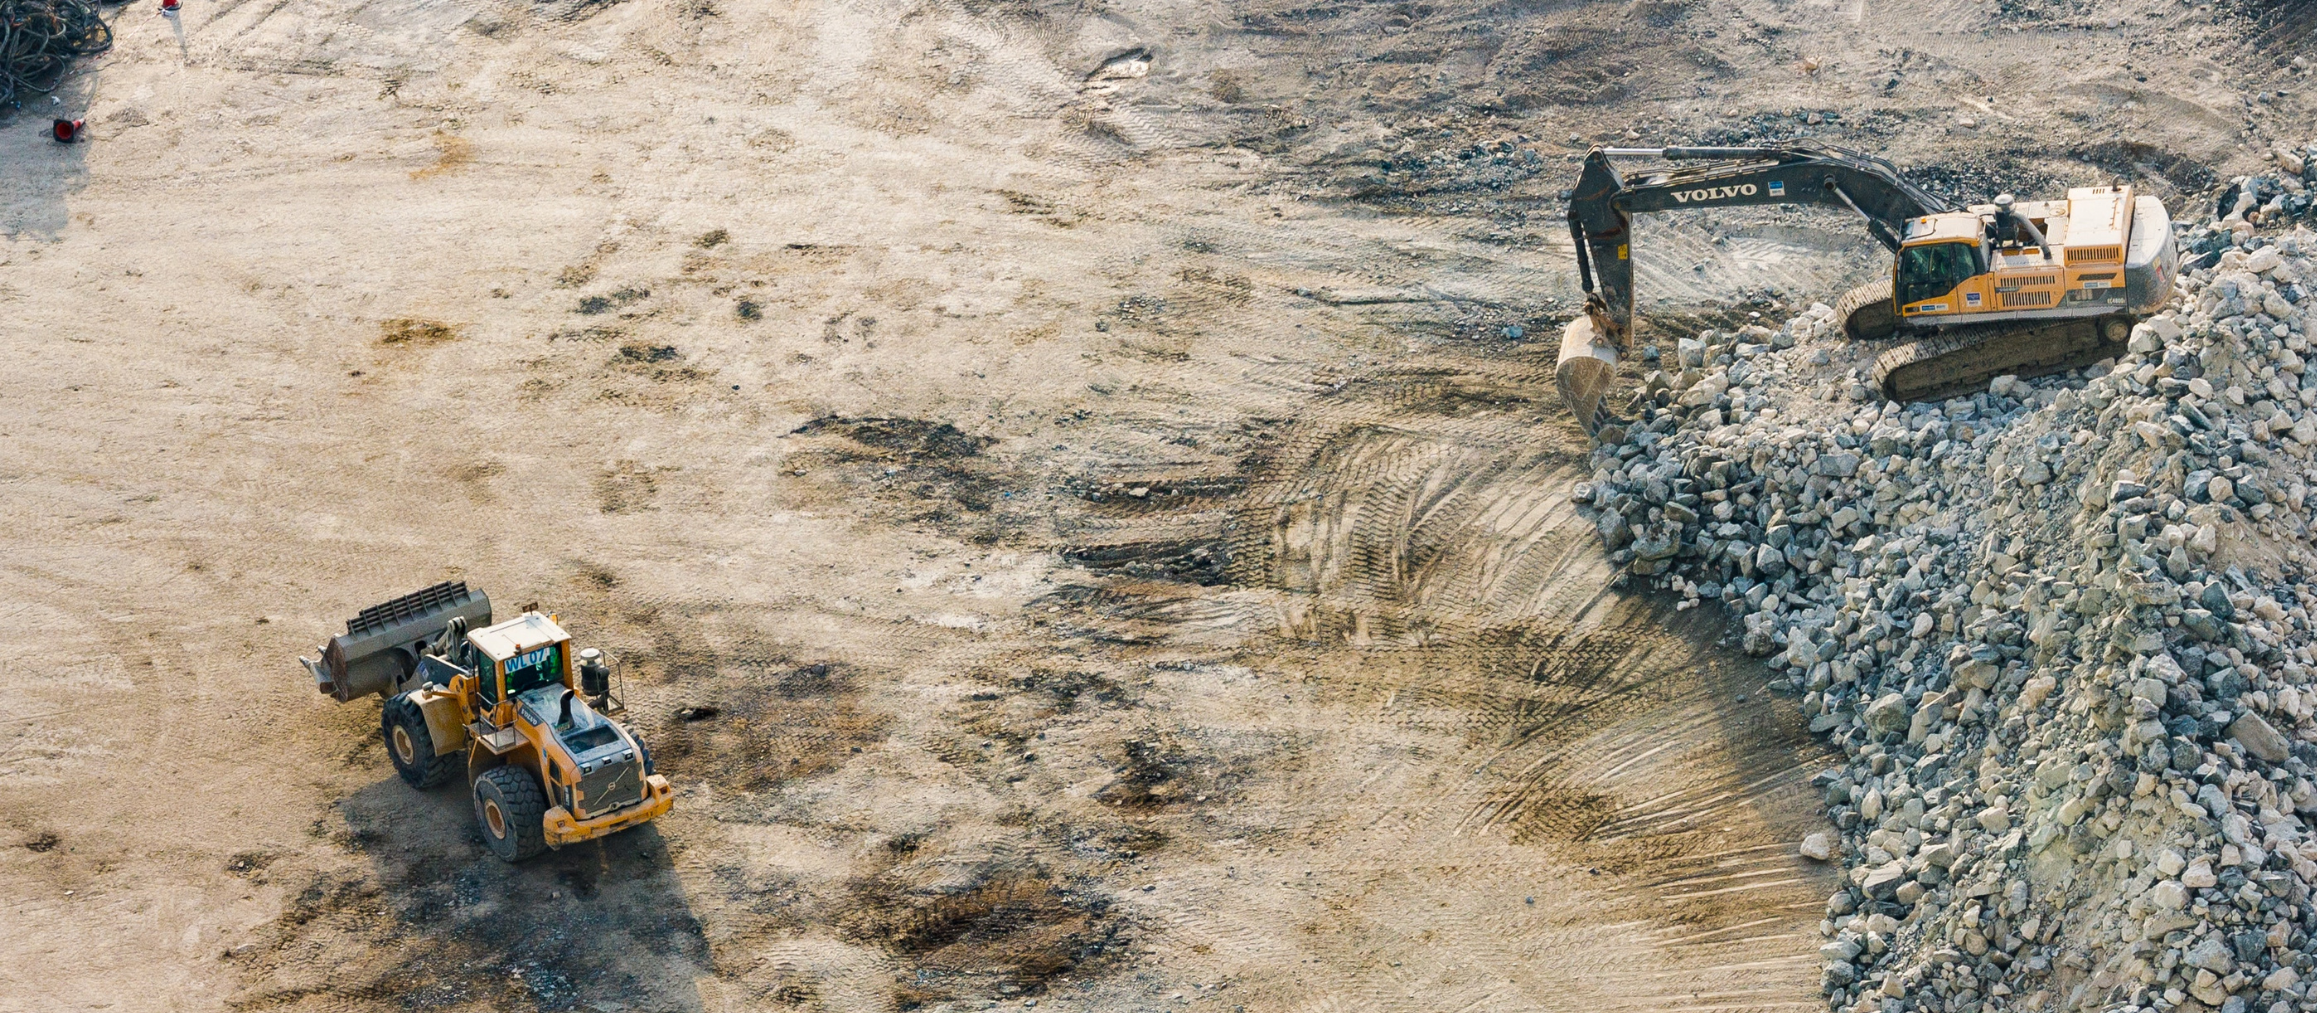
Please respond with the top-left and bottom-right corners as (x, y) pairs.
(2184, 146), (2317, 271)
(1578, 169), (2317, 1013)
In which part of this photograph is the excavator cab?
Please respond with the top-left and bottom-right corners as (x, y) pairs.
(1895, 235), (1987, 308)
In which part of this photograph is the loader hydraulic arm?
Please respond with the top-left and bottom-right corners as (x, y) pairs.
(1566, 145), (1953, 348)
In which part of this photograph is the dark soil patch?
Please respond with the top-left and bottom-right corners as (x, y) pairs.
(1091, 738), (1208, 810)
(785, 417), (1018, 538)
(839, 869), (1124, 999)
(377, 318), (462, 346)
(607, 343), (704, 383)
(233, 781), (706, 1013)
(650, 661), (892, 789)
(1060, 538), (1228, 586)
(2072, 140), (2218, 198)
(576, 287), (651, 315)
(595, 460), (659, 513)
(790, 416), (993, 460)
(615, 343), (681, 363)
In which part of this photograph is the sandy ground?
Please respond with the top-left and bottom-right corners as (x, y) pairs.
(0, 0), (2309, 1009)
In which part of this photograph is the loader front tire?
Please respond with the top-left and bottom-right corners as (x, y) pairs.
(473, 766), (548, 863)
(383, 695), (459, 789)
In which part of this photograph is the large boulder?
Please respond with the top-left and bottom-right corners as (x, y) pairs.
(2230, 711), (2291, 764)
(1864, 693), (1910, 739)
(1861, 861), (1909, 899)
(2184, 935), (2235, 975)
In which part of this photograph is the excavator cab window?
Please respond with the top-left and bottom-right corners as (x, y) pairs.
(1897, 241), (1983, 306)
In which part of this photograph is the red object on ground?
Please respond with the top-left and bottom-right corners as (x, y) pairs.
(159, 0), (179, 12)
(51, 119), (83, 143)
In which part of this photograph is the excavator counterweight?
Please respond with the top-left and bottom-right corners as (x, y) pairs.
(1556, 145), (2177, 438)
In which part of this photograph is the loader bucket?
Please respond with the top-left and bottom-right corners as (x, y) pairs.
(309, 582), (492, 702)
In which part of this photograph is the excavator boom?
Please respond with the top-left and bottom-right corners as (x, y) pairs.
(1565, 145), (1949, 352)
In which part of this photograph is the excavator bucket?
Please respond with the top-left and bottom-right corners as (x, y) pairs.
(303, 581), (493, 702)
(1556, 313), (1623, 442)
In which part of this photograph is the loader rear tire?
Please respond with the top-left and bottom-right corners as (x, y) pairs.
(473, 766), (548, 863)
(1837, 277), (1898, 342)
(383, 695), (459, 789)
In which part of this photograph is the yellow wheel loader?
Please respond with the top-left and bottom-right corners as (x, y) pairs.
(301, 582), (673, 862)
(1556, 145), (2179, 439)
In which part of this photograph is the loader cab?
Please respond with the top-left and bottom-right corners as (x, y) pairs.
(464, 612), (574, 721)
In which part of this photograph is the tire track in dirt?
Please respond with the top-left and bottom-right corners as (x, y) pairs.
(1034, 355), (1841, 1010)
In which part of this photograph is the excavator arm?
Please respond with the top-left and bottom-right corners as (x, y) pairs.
(1556, 146), (1953, 437)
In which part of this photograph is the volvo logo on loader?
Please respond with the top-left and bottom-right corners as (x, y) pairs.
(1670, 183), (1757, 204)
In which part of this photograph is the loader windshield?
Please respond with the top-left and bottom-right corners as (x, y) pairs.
(1897, 241), (1983, 306)
(502, 643), (565, 696)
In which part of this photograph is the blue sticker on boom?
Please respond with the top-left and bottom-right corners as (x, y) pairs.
(1768, 180), (1786, 197)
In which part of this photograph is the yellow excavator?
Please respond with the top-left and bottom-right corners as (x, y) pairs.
(1556, 145), (2179, 439)
(301, 582), (673, 861)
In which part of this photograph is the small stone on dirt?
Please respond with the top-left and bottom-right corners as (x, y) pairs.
(1800, 832), (1834, 861)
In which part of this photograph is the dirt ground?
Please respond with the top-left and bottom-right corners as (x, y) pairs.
(0, 0), (2309, 1009)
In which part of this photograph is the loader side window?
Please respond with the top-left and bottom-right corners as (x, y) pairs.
(1898, 241), (1982, 306)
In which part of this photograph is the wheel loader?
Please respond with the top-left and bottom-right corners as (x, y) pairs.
(300, 582), (673, 862)
(1555, 145), (2180, 439)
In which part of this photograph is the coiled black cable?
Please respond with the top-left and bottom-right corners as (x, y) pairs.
(2, 0), (119, 111)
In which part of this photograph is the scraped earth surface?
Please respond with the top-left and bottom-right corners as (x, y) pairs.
(0, 0), (2304, 1009)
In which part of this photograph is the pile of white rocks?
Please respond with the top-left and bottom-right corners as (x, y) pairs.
(2222, 144), (2317, 236)
(1579, 212), (2317, 1013)
(2177, 146), (2316, 276)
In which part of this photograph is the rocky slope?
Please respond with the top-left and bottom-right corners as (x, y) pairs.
(1580, 144), (2317, 1013)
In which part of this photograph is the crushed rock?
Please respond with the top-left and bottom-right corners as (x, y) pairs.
(1581, 145), (2317, 1013)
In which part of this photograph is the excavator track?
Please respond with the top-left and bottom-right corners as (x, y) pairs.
(1869, 314), (2133, 402)
(1835, 279), (1897, 342)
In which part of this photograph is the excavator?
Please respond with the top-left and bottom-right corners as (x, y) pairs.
(301, 582), (673, 862)
(1556, 145), (2178, 439)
